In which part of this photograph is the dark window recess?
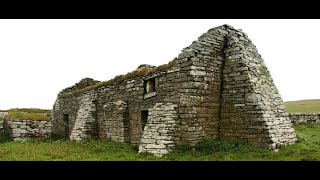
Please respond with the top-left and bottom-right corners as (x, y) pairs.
(63, 114), (69, 123)
(63, 114), (69, 137)
(144, 78), (156, 94)
(141, 110), (148, 129)
(91, 111), (97, 119)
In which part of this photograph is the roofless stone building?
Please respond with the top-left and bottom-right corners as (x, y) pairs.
(51, 24), (296, 156)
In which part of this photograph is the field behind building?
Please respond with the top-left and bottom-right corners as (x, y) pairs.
(285, 99), (320, 113)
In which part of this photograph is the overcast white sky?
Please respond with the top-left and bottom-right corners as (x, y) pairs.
(0, 19), (319, 110)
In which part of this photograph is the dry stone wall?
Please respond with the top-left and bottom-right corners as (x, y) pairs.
(177, 26), (226, 145)
(104, 100), (129, 142)
(51, 24), (296, 156)
(218, 25), (296, 149)
(175, 25), (296, 149)
(289, 113), (320, 124)
(70, 91), (98, 141)
(139, 103), (179, 156)
(0, 119), (51, 140)
(95, 78), (145, 144)
(51, 97), (80, 137)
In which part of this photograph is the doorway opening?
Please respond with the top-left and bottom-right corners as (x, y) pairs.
(141, 110), (148, 130)
(63, 114), (69, 137)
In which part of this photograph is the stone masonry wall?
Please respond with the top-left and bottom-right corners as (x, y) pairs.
(289, 113), (320, 124)
(52, 24), (296, 155)
(176, 26), (226, 145)
(103, 100), (129, 142)
(0, 119), (51, 141)
(92, 67), (188, 146)
(51, 97), (80, 137)
(70, 90), (98, 141)
(218, 25), (296, 149)
(51, 90), (97, 140)
(139, 103), (179, 156)
(51, 99), (64, 135)
(174, 25), (296, 149)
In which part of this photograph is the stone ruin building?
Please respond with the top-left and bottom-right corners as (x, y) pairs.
(51, 24), (296, 156)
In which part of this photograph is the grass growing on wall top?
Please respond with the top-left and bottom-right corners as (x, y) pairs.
(0, 123), (320, 160)
(285, 99), (320, 113)
(58, 57), (178, 98)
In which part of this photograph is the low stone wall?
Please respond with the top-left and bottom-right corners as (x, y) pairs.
(0, 119), (51, 141)
(289, 113), (320, 124)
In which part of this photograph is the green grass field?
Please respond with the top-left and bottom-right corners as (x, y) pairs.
(285, 99), (320, 113)
(0, 123), (319, 160)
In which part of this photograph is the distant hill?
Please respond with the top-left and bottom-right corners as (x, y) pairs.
(285, 99), (320, 113)
(0, 108), (51, 121)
